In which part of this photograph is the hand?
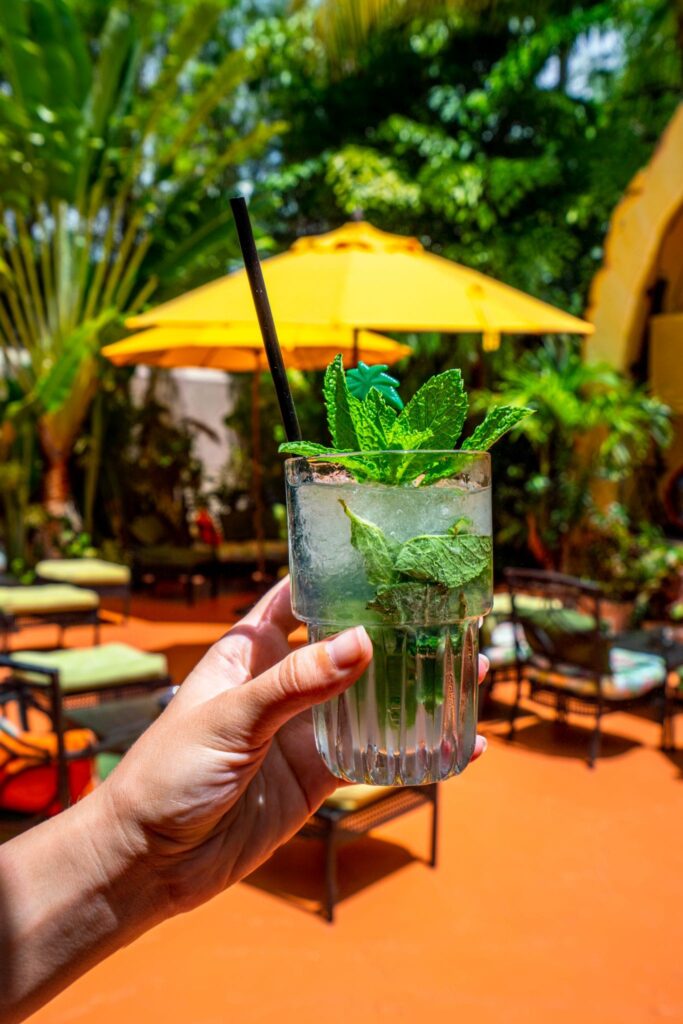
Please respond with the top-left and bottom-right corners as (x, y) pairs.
(99, 577), (489, 916)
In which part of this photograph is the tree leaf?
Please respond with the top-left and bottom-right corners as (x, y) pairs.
(462, 405), (534, 451)
(389, 368), (468, 450)
(340, 499), (398, 587)
(395, 534), (492, 588)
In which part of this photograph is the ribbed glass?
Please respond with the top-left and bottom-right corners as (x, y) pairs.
(285, 451), (491, 786)
(310, 621), (479, 784)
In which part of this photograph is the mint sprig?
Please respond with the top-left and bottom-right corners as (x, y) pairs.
(340, 501), (491, 623)
(461, 405), (532, 452)
(278, 354), (533, 483)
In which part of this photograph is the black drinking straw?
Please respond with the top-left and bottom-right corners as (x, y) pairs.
(230, 195), (302, 442)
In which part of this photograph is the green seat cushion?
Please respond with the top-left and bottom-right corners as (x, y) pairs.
(13, 643), (168, 691)
(519, 607), (609, 673)
(0, 584), (99, 615)
(36, 558), (131, 587)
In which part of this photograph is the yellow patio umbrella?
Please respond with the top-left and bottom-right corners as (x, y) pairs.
(102, 321), (411, 578)
(127, 220), (594, 352)
(102, 323), (412, 370)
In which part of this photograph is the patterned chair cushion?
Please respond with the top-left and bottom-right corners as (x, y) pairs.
(36, 558), (131, 587)
(0, 585), (99, 615)
(529, 647), (666, 701)
(482, 621), (530, 669)
(12, 643), (168, 692)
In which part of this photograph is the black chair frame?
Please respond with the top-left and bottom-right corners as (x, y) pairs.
(504, 568), (667, 768)
(0, 654), (171, 809)
(0, 606), (101, 653)
(299, 784), (439, 922)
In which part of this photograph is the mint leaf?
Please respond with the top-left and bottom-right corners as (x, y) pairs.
(350, 388), (397, 449)
(462, 405), (533, 451)
(340, 500), (399, 587)
(278, 441), (341, 457)
(389, 369), (468, 450)
(368, 581), (452, 623)
(323, 355), (359, 451)
(448, 516), (473, 536)
(395, 534), (492, 588)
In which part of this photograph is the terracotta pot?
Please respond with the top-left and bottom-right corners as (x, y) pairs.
(600, 599), (636, 632)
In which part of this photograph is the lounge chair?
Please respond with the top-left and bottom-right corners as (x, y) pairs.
(0, 643), (172, 806)
(0, 584), (100, 652)
(504, 569), (668, 766)
(299, 783), (438, 922)
(36, 558), (132, 616)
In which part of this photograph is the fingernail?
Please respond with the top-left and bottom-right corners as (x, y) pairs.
(326, 627), (368, 669)
(479, 653), (490, 674)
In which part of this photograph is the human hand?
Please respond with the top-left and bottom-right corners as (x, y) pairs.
(98, 577), (489, 917)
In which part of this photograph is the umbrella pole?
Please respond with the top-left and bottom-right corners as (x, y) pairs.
(251, 371), (267, 582)
(352, 327), (359, 367)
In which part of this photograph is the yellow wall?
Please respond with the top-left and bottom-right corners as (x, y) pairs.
(586, 104), (683, 373)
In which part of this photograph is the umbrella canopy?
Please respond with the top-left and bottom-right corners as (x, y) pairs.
(126, 220), (594, 350)
(102, 323), (412, 371)
(102, 318), (411, 582)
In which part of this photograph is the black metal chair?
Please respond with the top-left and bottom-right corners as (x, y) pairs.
(504, 568), (668, 767)
(299, 783), (439, 922)
(0, 647), (172, 809)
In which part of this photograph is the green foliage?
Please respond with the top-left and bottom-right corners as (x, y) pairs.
(395, 532), (492, 587)
(323, 354), (361, 450)
(477, 340), (673, 570)
(340, 499), (399, 586)
(250, 0), (680, 321)
(280, 355), (531, 482)
(572, 504), (683, 622)
(0, 0), (283, 513)
(461, 405), (533, 451)
(341, 496), (492, 623)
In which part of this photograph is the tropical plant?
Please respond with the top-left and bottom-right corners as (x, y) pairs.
(0, 0), (283, 514)
(571, 504), (683, 622)
(252, 0), (680, 320)
(475, 340), (672, 571)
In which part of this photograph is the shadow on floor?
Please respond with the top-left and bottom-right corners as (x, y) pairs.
(493, 715), (640, 763)
(661, 747), (683, 778)
(242, 834), (420, 920)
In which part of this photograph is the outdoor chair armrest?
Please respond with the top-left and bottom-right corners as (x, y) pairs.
(0, 654), (59, 684)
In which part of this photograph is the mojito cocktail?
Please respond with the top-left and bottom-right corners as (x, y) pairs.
(281, 356), (530, 786)
(286, 451), (492, 785)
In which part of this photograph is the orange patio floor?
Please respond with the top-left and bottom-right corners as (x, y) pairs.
(11, 590), (683, 1024)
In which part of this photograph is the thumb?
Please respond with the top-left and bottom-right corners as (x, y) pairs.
(212, 627), (373, 745)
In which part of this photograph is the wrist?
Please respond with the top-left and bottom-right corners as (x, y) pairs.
(84, 780), (173, 931)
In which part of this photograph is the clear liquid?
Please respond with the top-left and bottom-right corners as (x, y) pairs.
(287, 471), (491, 785)
(289, 478), (492, 625)
(310, 620), (479, 785)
